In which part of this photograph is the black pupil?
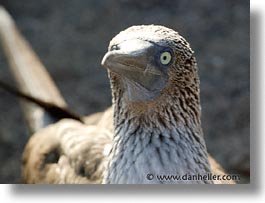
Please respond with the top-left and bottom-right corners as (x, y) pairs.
(163, 55), (167, 60)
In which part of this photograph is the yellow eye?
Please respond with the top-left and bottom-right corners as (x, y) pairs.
(160, 51), (172, 65)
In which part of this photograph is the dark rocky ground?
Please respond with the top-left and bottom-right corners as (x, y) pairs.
(0, 0), (249, 183)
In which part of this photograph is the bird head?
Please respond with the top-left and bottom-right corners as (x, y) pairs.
(102, 25), (199, 109)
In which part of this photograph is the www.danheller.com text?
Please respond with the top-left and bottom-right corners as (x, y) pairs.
(145, 173), (240, 182)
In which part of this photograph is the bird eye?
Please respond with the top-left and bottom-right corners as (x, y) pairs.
(160, 51), (172, 65)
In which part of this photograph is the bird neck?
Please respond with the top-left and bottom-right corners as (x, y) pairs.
(103, 94), (212, 184)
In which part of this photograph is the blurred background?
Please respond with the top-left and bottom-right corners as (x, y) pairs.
(0, 0), (249, 183)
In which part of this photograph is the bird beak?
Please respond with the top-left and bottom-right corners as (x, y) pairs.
(101, 39), (164, 77)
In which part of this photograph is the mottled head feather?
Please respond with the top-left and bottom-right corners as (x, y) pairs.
(108, 25), (200, 123)
(110, 25), (192, 54)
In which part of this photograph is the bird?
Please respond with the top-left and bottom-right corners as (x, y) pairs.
(0, 6), (235, 184)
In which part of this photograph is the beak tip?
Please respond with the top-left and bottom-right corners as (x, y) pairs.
(101, 53), (108, 67)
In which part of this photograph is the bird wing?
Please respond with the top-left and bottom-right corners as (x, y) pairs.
(0, 6), (67, 133)
(0, 6), (114, 184)
(22, 108), (114, 184)
(22, 117), (113, 184)
(84, 107), (114, 132)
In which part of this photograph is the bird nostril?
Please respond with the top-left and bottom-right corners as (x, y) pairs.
(110, 44), (120, 51)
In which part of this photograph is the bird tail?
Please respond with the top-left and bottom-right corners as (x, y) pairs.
(0, 6), (81, 133)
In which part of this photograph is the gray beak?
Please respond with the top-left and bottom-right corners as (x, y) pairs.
(101, 39), (164, 77)
(101, 39), (169, 102)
